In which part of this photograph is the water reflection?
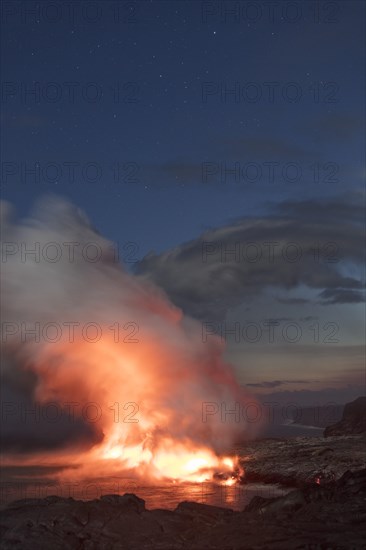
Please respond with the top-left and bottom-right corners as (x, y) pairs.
(1, 477), (290, 511)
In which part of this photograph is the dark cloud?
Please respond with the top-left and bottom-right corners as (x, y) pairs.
(256, 386), (363, 408)
(246, 380), (311, 389)
(136, 194), (364, 321)
(299, 316), (319, 322)
(245, 344), (364, 361)
(277, 297), (309, 305)
(318, 288), (366, 305)
(277, 191), (365, 224)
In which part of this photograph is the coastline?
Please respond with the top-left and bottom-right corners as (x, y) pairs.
(1, 465), (365, 549)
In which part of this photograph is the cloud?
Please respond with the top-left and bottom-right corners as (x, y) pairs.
(136, 194), (364, 321)
(256, 386), (364, 407)
(277, 191), (365, 225)
(277, 297), (309, 305)
(299, 316), (319, 322)
(318, 288), (366, 304)
(246, 380), (311, 389)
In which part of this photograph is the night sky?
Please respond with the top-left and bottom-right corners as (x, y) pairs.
(1, 0), (365, 407)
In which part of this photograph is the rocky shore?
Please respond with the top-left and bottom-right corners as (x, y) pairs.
(1, 467), (365, 549)
(1, 435), (365, 549)
(238, 433), (366, 487)
(324, 396), (366, 437)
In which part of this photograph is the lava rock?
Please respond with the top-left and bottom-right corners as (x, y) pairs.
(176, 501), (233, 524)
(245, 489), (306, 516)
(1, 471), (366, 549)
(324, 396), (366, 437)
(99, 493), (146, 513)
(240, 433), (366, 487)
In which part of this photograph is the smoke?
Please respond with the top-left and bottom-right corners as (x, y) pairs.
(1, 196), (258, 481)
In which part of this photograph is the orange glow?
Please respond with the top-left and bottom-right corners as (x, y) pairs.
(2, 199), (258, 489)
(6, 327), (252, 484)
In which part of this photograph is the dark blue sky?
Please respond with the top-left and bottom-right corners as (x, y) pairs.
(1, 0), (365, 402)
(2, 0), (364, 255)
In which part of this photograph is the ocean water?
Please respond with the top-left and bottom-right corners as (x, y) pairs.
(0, 476), (290, 511)
(261, 422), (324, 438)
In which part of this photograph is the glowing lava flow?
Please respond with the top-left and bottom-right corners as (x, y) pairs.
(13, 330), (251, 484)
(98, 432), (242, 483)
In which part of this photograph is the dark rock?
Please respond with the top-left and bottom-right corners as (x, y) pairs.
(1, 472), (366, 549)
(175, 501), (233, 523)
(244, 494), (273, 513)
(311, 446), (334, 456)
(324, 396), (366, 437)
(99, 493), (146, 513)
(240, 433), (366, 487)
(245, 489), (306, 516)
(338, 469), (366, 492)
(288, 404), (344, 428)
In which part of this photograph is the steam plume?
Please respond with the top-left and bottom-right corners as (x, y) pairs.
(1, 196), (258, 482)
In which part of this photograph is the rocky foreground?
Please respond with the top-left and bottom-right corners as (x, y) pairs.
(1, 435), (366, 549)
(239, 433), (366, 487)
(0, 468), (365, 549)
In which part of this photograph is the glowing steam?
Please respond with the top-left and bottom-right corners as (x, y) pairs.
(1, 197), (257, 483)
